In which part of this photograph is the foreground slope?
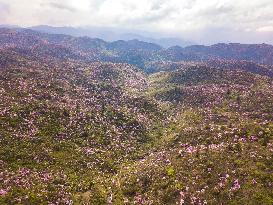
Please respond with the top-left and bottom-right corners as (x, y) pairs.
(115, 66), (273, 204)
(0, 57), (165, 204)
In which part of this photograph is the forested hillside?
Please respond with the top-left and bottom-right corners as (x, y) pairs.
(0, 28), (272, 205)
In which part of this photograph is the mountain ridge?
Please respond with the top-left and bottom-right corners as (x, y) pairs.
(0, 27), (272, 77)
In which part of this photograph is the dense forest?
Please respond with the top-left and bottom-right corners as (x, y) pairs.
(0, 28), (272, 204)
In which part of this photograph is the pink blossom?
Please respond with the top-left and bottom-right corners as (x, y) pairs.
(0, 189), (8, 196)
(230, 179), (240, 191)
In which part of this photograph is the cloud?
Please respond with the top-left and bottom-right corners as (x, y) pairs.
(0, 2), (10, 22)
(0, 2), (9, 11)
(0, 0), (272, 44)
(257, 26), (273, 32)
(45, 2), (77, 12)
(198, 4), (234, 16)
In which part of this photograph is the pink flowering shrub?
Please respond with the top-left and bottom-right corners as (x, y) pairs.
(0, 29), (272, 204)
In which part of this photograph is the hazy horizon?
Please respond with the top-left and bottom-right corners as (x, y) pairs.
(0, 0), (273, 45)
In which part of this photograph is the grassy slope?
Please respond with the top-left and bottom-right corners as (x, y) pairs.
(0, 32), (272, 204)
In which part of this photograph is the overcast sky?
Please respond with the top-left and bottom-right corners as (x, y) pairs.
(0, 0), (273, 44)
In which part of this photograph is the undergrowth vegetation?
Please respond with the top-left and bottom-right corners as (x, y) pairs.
(0, 29), (272, 204)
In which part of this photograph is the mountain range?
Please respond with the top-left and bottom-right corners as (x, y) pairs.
(0, 25), (196, 48)
(1, 28), (272, 75)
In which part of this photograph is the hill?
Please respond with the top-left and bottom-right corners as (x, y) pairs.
(1, 28), (272, 75)
(0, 28), (272, 204)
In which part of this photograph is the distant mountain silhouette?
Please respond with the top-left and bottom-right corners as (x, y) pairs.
(28, 25), (195, 48)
